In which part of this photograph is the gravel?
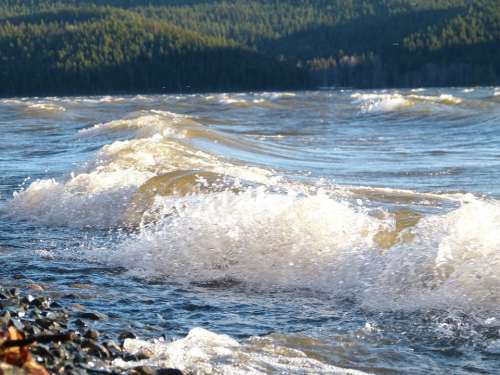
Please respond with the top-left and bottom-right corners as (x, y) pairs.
(0, 285), (183, 375)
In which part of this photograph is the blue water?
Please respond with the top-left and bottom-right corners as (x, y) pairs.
(1, 88), (500, 374)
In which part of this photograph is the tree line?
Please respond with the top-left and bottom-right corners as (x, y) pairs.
(0, 0), (499, 95)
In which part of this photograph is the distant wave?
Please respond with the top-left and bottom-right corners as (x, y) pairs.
(0, 99), (66, 115)
(351, 92), (463, 112)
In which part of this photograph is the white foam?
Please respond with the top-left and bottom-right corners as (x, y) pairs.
(26, 103), (66, 112)
(8, 102), (500, 315)
(0, 99), (66, 113)
(219, 95), (248, 105)
(204, 94), (276, 107)
(363, 197), (500, 312)
(256, 92), (297, 100)
(8, 111), (274, 227)
(351, 92), (462, 112)
(72, 190), (500, 314)
(8, 178), (140, 227)
(0, 99), (23, 105)
(78, 110), (188, 138)
(351, 93), (413, 112)
(85, 188), (389, 287)
(113, 327), (370, 374)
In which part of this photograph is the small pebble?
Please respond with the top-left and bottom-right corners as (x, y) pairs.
(132, 365), (155, 375)
(27, 283), (44, 292)
(84, 329), (99, 340)
(73, 318), (87, 327)
(118, 330), (136, 340)
(76, 311), (108, 320)
(0, 285), (183, 375)
(156, 369), (183, 375)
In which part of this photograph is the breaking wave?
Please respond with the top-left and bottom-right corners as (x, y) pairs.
(8, 110), (273, 227)
(0, 99), (67, 115)
(75, 186), (500, 313)
(7, 102), (500, 315)
(351, 92), (463, 112)
(113, 327), (369, 375)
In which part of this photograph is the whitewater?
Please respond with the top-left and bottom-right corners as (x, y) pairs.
(1, 88), (500, 374)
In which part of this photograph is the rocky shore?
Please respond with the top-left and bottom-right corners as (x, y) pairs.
(0, 284), (182, 375)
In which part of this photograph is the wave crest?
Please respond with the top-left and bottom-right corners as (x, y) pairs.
(351, 92), (463, 112)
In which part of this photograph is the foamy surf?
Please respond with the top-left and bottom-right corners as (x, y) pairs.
(4, 88), (500, 374)
(8, 102), (500, 314)
(113, 327), (370, 375)
(7, 97), (500, 316)
(351, 92), (463, 112)
(68, 188), (499, 315)
(26, 103), (66, 113)
(0, 98), (67, 115)
(8, 110), (275, 227)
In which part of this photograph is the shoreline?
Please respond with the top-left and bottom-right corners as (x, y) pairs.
(0, 281), (182, 375)
(1, 84), (499, 101)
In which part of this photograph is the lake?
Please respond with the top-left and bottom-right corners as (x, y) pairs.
(1, 88), (500, 374)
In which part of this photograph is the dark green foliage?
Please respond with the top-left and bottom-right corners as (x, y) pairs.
(0, 5), (310, 96)
(0, 0), (499, 95)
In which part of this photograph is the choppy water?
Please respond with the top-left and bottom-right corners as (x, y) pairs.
(1, 88), (500, 374)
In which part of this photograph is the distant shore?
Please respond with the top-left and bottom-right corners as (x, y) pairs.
(1, 1), (499, 99)
(3, 82), (500, 101)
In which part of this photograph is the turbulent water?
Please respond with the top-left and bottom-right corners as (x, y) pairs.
(1, 88), (500, 374)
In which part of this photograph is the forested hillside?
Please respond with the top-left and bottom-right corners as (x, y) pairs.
(1, 0), (500, 95)
(0, 4), (310, 96)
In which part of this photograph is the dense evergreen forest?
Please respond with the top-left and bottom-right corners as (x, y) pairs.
(1, 0), (500, 96)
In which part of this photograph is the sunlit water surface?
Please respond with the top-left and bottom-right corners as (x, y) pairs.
(1, 88), (500, 374)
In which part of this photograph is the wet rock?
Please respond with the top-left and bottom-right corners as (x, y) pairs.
(0, 284), (180, 375)
(123, 353), (146, 362)
(32, 296), (51, 309)
(118, 331), (136, 340)
(84, 329), (100, 340)
(156, 369), (183, 375)
(42, 311), (62, 321)
(49, 346), (68, 361)
(27, 283), (44, 292)
(31, 344), (55, 360)
(103, 340), (122, 355)
(131, 365), (155, 375)
(0, 362), (26, 374)
(10, 317), (24, 331)
(82, 339), (111, 359)
(50, 301), (63, 308)
(26, 324), (42, 336)
(76, 311), (108, 321)
(36, 317), (55, 329)
(126, 347), (155, 361)
(73, 318), (87, 327)
(0, 311), (12, 324)
(20, 295), (36, 305)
